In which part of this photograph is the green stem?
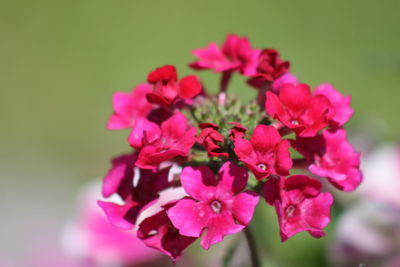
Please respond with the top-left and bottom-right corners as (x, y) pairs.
(244, 226), (261, 267)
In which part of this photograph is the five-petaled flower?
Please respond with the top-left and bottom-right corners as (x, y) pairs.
(263, 175), (334, 242)
(167, 162), (259, 249)
(234, 125), (292, 180)
(128, 112), (196, 169)
(266, 83), (335, 137)
(107, 83), (154, 130)
(291, 128), (362, 191)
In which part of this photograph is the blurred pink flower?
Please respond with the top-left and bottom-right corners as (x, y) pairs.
(330, 143), (400, 266)
(190, 34), (260, 76)
(359, 144), (400, 206)
(271, 73), (298, 93)
(64, 182), (164, 266)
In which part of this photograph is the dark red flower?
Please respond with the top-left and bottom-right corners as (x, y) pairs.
(137, 203), (197, 261)
(196, 123), (228, 158)
(248, 49), (290, 88)
(98, 153), (171, 229)
(229, 122), (247, 141)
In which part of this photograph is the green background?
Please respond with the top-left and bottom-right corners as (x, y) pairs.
(1, 0), (399, 266)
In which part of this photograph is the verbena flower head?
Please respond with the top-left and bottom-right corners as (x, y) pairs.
(101, 33), (362, 262)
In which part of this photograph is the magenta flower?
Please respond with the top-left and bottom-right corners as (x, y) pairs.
(137, 203), (197, 261)
(234, 125), (292, 180)
(190, 34), (260, 76)
(107, 83), (154, 130)
(167, 162), (259, 250)
(196, 123), (228, 158)
(314, 83), (353, 127)
(98, 153), (172, 229)
(127, 117), (161, 150)
(308, 129), (362, 191)
(146, 65), (202, 107)
(128, 112), (197, 169)
(271, 73), (298, 93)
(266, 83), (335, 137)
(263, 175), (334, 242)
(291, 129), (362, 191)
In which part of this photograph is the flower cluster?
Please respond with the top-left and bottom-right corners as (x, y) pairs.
(100, 34), (362, 261)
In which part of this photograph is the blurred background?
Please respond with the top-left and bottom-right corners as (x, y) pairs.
(1, 0), (399, 266)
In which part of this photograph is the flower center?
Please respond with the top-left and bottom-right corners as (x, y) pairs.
(285, 205), (296, 218)
(257, 163), (267, 170)
(291, 120), (299, 125)
(210, 200), (222, 214)
(147, 229), (158, 236)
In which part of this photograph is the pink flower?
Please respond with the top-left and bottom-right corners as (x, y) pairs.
(98, 153), (172, 229)
(266, 83), (335, 137)
(263, 175), (334, 242)
(271, 73), (298, 93)
(196, 123), (228, 158)
(107, 83), (154, 130)
(248, 49), (290, 88)
(137, 203), (197, 261)
(234, 125), (292, 180)
(167, 162), (259, 250)
(229, 122), (247, 141)
(291, 129), (362, 191)
(65, 182), (162, 266)
(190, 34), (260, 76)
(314, 83), (353, 127)
(128, 112), (196, 169)
(146, 65), (202, 107)
(360, 144), (400, 206)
